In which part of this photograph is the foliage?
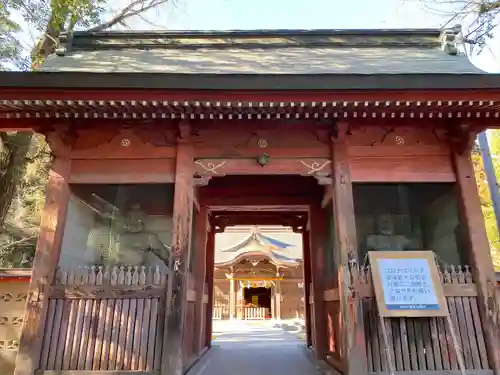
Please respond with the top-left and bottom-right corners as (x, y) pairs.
(0, 0), (172, 268)
(472, 130), (500, 270)
(1, 0), (172, 70)
(417, 0), (500, 58)
(0, 134), (50, 268)
(0, 1), (24, 70)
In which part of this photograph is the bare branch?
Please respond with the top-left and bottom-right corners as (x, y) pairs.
(88, 0), (170, 32)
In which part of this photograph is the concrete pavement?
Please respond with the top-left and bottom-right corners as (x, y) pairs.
(187, 320), (320, 375)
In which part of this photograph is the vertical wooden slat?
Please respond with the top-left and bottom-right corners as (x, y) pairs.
(39, 298), (56, 369)
(193, 205), (208, 355)
(150, 268), (162, 371)
(139, 298), (152, 370)
(54, 299), (70, 370)
(116, 268), (132, 370)
(71, 268), (92, 370)
(422, 318), (435, 370)
(378, 318), (387, 372)
(399, 318), (411, 371)
(204, 230), (215, 348)
(302, 230), (313, 347)
(62, 269), (78, 370)
(364, 299), (373, 372)
(330, 125), (367, 375)
(406, 318), (418, 370)
(369, 299), (381, 372)
(392, 318), (403, 371)
(161, 124), (195, 375)
(79, 267), (96, 369)
(309, 204), (327, 359)
(453, 149), (500, 375)
(414, 319), (426, 370)
(460, 267), (481, 370)
(91, 267), (106, 370)
(105, 267), (122, 370)
(437, 317), (451, 370)
(123, 267), (139, 370)
(14, 152), (71, 375)
(46, 270), (68, 371)
(84, 298), (99, 369)
(131, 267), (146, 370)
(446, 298), (460, 370)
(454, 267), (473, 369)
(429, 318), (443, 370)
(384, 318), (396, 371)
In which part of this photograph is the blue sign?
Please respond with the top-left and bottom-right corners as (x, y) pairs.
(377, 258), (439, 311)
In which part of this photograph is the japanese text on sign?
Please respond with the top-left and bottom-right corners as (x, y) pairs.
(377, 258), (439, 311)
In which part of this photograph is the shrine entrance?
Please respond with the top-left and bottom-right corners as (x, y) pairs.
(243, 287), (271, 308)
(242, 287), (272, 319)
(198, 175), (327, 351)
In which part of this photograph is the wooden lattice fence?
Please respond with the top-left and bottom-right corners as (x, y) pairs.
(38, 265), (168, 372)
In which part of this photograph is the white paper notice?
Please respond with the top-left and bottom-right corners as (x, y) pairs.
(376, 258), (439, 311)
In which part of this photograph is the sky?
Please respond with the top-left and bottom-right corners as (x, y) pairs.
(11, 0), (500, 72)
(104, 0), (499, 72)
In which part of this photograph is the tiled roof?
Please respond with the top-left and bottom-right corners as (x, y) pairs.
(215, 227), (302, 264)
(40, 28), (483, 75)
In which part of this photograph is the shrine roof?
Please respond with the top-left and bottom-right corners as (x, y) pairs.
(4, 29), (500, 120)
(214, 227), (302, 267)
(37, 28), (480, 76)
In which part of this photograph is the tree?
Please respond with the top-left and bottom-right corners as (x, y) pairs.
(0, 1), (23, 70)
(416, 0), (500, 59)
(472, 130), (500, 270)
(0, 0), (172, 267)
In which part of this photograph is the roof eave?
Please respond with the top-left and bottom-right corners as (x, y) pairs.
(0, 72), (499, 91)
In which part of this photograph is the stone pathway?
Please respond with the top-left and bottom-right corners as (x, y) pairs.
(188, 320), (320, 375)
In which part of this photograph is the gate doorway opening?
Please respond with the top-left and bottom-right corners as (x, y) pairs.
(243, 287), (271, 308)
(243, 286), (272, 319)
(201, 175), (324, 346)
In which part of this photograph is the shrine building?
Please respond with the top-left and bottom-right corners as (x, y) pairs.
(212, 226), (304, 321)
(0, 27), (499, 375)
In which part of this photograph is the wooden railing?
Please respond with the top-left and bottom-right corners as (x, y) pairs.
(324, 265), (492, 374)
(242, 307), (269, 320)
(37, 266), (168, 372)
(212, 305), (227, 320)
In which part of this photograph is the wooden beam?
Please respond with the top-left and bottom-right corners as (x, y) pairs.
(453, 149), (500, 375)
(192, 205), (208, 355)
(6, 87), (500, 104)
(15, 155), (71, 375)
(321, 184), (334, 208)
(300, 231), (313, 346)
(202, 196), (312, 207)
(35, 372), (158, 375)
(204, 230), (215, 348)
(161, 123), (195, 375)
(330, 122), (368, 375)
(308, 204), (328, 359)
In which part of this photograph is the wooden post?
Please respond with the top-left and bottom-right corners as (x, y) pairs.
(302, 229), (313, 347)
(229, 273), (236, 319)
(193, 205), (208, 355)
(453, 149), (500, 375)
(275, 270), (282, 320)
(205, 229), (215, 348)
(161, 123), (195, 375)
(330, 125), (368, 375)
(271, 284), (276, 319)
(15, 144), (71, 375)
(309, 204), (327, 359)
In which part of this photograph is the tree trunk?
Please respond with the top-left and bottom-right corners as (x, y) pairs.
(0, 132), (33, 227)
